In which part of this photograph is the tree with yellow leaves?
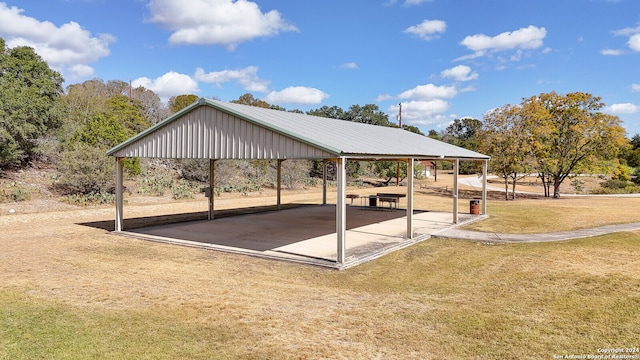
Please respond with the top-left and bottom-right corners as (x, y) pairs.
(522, 92), (628, 198)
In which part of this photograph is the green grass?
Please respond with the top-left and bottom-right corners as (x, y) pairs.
(2, 232), (639, 359)
(0, 290), (250, 360)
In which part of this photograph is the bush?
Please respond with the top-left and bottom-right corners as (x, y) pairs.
(56, 143), (114, 194)
(593, 178), (640, 194)
(60, 191), (115, 206)
(171, 179), (198, 200)
(600, 178), (629, 190)
(137, 168), (174, 196)
(0, 186), (31, 202)
(633, 168), (640, 185)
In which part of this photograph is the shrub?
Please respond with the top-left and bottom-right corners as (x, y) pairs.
(171, 179), (198, 200)
(633, 168), (640, 185)
(60, 191), (115, 206)
(593, 178), (640, 194)
(137, 168), (174, 196)
(0, 186), (31, 202)
(56, 143), (114, 194)
(600, 178), (629, 190)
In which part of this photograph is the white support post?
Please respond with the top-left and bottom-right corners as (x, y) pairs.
(406, 158), (414, 239)
(277, 159), (283, 210)
(336, 157), (346, 265)
(453, 159), (459, 224)
(482, 159), (488, 215)
(208, 159), (215, 220)
(322, 160), (327, 205)
(115, 157), (124, 232)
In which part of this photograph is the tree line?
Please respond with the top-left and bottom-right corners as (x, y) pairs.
(1, 37), (635, 201)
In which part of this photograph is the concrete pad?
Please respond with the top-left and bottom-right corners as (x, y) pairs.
(119, 205), (478, 269)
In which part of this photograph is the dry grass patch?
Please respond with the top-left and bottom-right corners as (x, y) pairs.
(462, 196), (640, 233)
(2, 186), (640, 359)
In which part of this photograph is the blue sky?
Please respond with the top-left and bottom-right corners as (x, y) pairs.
(1, 0), (639, 135)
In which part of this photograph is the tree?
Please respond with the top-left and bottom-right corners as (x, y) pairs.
(230, 93), (270, 108)
(307, 105), (345, 119)
(442, 117), (482, 174)
(427, 129), (441, 140)
(523, 92), (628, 198)
(630, 133), (640, 150)
(168, 94), (199, 114)
(402, 124), (424, 135)
(480, 104), (533, 200)
(58, 94), (151, 193)
(442, 117), (482, 150)
(0, 38), (64, 168)
(132, 86), (169, 124)
(344, 104), (391, 127)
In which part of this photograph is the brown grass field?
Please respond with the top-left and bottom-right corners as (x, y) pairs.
(1, 175), (639, 359)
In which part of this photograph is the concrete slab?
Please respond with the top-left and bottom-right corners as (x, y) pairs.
(119, 205), (480, 269)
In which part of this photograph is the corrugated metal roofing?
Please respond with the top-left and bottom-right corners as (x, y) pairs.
(107, 98), (489, 160)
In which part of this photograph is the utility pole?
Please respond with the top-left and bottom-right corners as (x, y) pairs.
(396, 103), (402, 186)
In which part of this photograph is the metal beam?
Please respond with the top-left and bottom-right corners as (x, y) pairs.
(208, 159), (216, 220)
(453, 159), (459, 224)
(322, 160), (327, 205)
(115, 157), (124, 232)
(482, 159), (488, 215)
(336, 157), (346, 265)
(406, 158), (414, 239)
(277, 159), (283, 210)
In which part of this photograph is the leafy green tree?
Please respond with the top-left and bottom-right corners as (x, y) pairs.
(442, 117), (482, 174)
(374, 161), (407, 185)
(630, 133), (640, 150)
(344, 104), (391, 127)
(427, 129), (440, 140)
(480, 104), (533, 200)
(307, 105), (345, 119)
(402, 124), (424, 135)
(0, 38), (64, 168)
(58, 94), (150, 193)
(168, 94), (199, 113)
(523, 92), (628, 198)
(442, 117), (482, 150)
(230, 93), (270, 108)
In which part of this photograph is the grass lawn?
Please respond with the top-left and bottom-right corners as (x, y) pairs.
(1, 191), (639, 359)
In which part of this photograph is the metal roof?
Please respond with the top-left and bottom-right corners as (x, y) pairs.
(107, 98), (490, 160)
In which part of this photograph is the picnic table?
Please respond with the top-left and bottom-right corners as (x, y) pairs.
(361, 193), (406, 211)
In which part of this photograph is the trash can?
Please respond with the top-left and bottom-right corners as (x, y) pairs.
(470, 199), (480, 215)
(369, 195), (377, 207)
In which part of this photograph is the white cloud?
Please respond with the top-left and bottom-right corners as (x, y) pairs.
(341, 62), (358, 69)
(376, 94), (395, 102)
(607, 103), (640, 114)
(403, 0), (431, 5)
(628, 34), (640, 52)
(398, 83), (457, 100)
(264, 86), (329, 105)
(194, 66), (269, 92)
(132, 71), (200, 102)
(390, 100), (450, 126)
(459, 25), (546, 58)
(601, 48), (625, 56)
(67, 64), (95, 79)
(0, 2), (115, 79)
(612, 24), (640, 36)
(631, 84), (640, 92)
(440, 65), (478, 82)
(403, 19), (446, 41)
(146, 0), (297, 50)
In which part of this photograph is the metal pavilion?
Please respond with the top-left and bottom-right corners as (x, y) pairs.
(107, 98), (490, 267)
